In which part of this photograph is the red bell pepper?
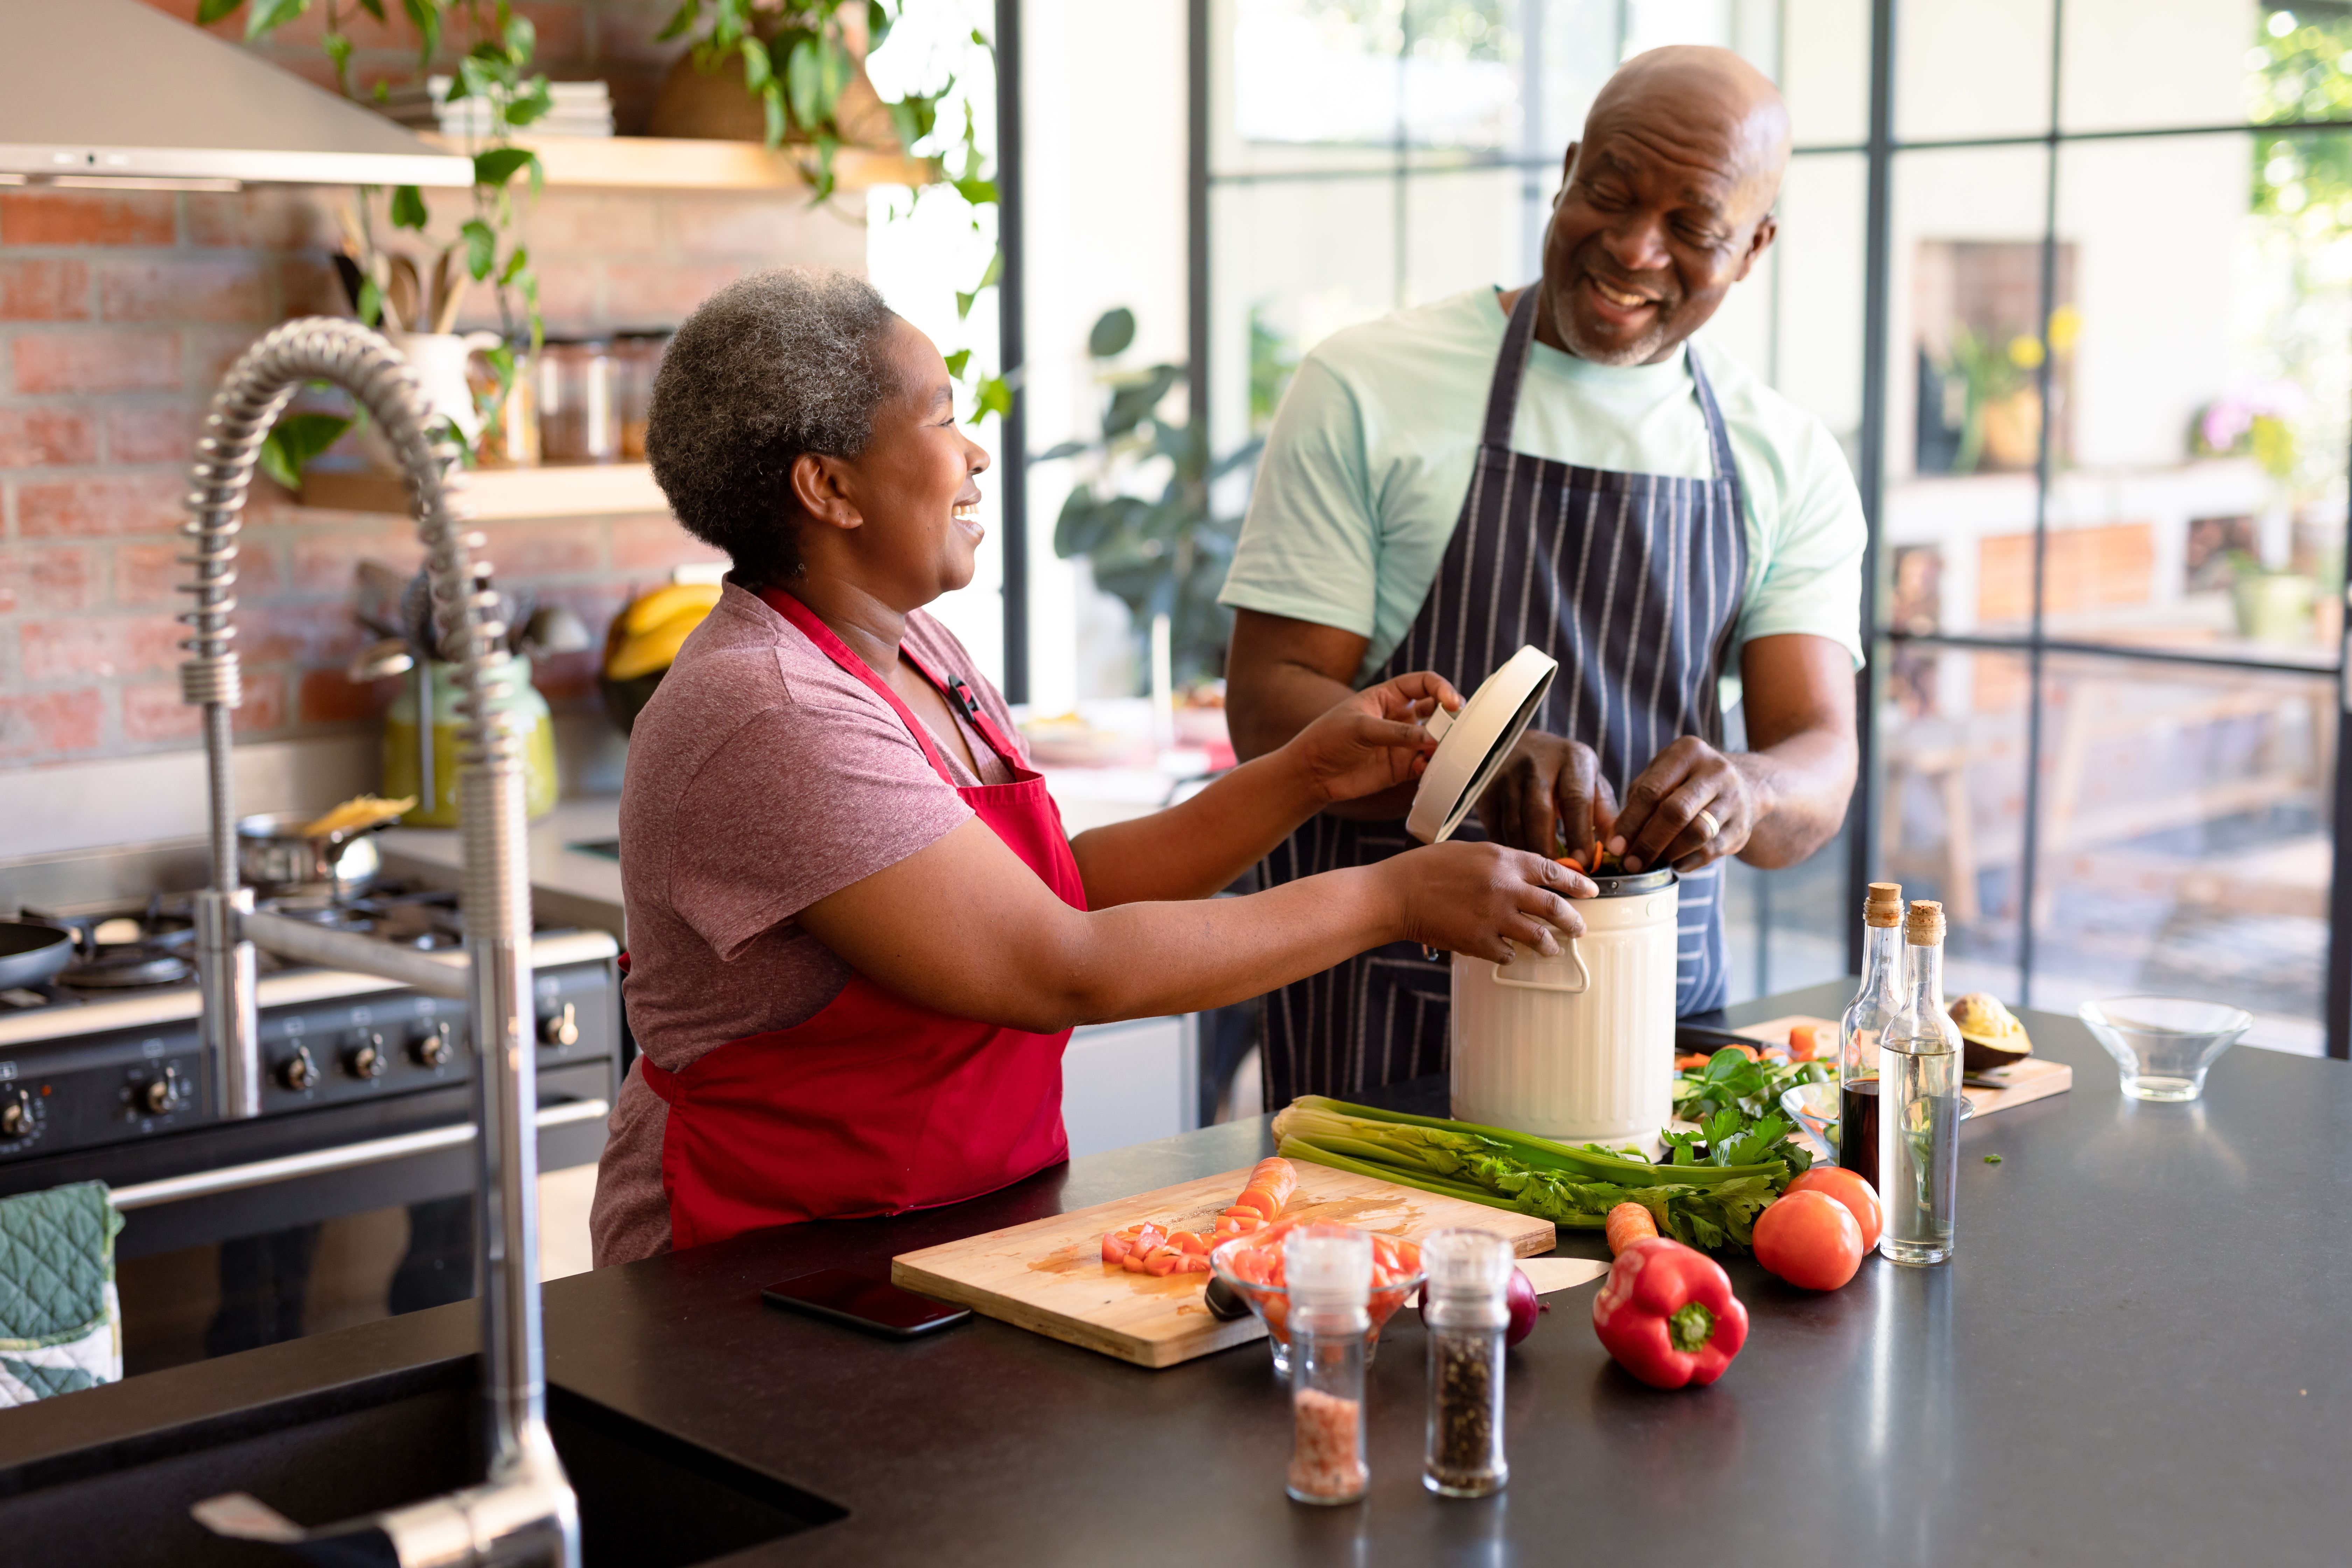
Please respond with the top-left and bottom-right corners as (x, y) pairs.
(1591, 1237), (1748, 1389)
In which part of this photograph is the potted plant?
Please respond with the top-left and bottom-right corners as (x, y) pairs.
(1041, 308), (1263, 691)
(197, 0), (549, 481)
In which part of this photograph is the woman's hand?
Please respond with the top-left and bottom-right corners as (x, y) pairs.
(1281, 671), (1462, 806)
(1378, 842), (1594, 963)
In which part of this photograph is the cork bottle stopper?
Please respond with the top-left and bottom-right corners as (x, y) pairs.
(1905, 899), (1946, 946)
(1864, 881), (1904, 927)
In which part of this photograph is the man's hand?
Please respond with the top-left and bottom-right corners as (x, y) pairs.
(1474, 730), (1618, 858)
(1610, 736), (1757, 873)
(1283, 672), (1462, 806)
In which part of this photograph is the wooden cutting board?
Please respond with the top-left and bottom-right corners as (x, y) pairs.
(1737, 1014), (2073, 1115)
(891, 1164), (1554, 1370)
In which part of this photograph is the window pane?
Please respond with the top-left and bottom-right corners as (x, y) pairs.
(2030, 655), (2333, 1055)
(1401, 166), (1534, 301)
(1724, 823), (1856, 1004)
(1762, 151), (1868, 448)
(2059, 0), (2261, 132)
(2039, 133), (2347, 668)
(1878, 642), (2031, 1000)
(1895, 0), (2053, 144)
(1882, 145), (2051, 640)
(1782, 0), (1871, 147)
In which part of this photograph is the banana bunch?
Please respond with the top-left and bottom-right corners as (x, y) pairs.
(604, 582), (723, 682)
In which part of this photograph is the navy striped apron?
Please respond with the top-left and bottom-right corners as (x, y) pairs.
(1259, 286), (1750, 1106)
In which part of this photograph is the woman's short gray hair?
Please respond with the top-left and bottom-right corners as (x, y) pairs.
(644, 265), (902, 584)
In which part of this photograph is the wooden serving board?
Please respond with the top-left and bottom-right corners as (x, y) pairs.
(891, 1164), (1554, 1370)
(1737, 1014), (2073, 1115)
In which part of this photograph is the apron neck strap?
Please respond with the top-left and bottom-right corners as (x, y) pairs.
(756, 584), (1024, 783)
(1479, 285), (1544, 450)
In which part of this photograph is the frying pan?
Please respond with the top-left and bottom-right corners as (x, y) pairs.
(0, 920), (75, 989)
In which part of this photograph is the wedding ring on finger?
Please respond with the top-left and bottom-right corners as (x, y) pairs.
(1694, 806), (1722, 843)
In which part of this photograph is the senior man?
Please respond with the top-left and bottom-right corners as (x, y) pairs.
(1223, 46), (1865, 1105)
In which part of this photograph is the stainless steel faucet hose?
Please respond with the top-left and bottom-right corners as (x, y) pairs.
(177, 318), (577, 1568)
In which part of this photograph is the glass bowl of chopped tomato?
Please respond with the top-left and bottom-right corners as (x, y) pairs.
(1209, 1220), (1425, 1378)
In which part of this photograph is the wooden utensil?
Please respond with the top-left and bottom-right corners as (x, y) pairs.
(386, 255), (422, 336)
(891, 1162), (1554, 1368)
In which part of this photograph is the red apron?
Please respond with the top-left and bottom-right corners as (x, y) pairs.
(636, 588), (1083, 1250)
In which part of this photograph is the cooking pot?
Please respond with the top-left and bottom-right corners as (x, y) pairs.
(1449, 866), (1680, 1147)
(236, 812), (388, 899)
(1400, 644), (1676, 1148)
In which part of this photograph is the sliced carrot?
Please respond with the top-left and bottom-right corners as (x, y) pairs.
(1169, 1230), (1209, 1255)
(1788, 1023), (1821, 1062)
(1605, 1202), (1659, 1256)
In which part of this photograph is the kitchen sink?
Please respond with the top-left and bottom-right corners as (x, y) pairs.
(0, 1358), (844, 1567)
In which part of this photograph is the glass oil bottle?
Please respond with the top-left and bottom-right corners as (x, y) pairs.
(1878, 900), (1963, 1265)
(1837, 880), (1904, 1190)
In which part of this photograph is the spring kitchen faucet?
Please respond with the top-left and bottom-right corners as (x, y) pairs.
(177, 319), (578, 1567)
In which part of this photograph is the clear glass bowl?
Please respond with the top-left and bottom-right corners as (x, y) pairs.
(2078, 997), (2251, 1102)
(1208, 1228), (1423, 1380)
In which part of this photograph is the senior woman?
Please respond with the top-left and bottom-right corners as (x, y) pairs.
(591, 267), (1590, 1266)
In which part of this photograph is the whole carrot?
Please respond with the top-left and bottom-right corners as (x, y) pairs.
(1605, 1202), (1659, 1256)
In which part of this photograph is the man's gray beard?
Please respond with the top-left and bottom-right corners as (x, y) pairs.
(1545, 279), (1673, 367)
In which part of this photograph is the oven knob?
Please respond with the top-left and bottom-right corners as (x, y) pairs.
(137, 1065), (182, 1115)
(540, 1002), (580, 1049)
(0, 1090), (29, 1138)
(279, 1045), (318, 1092)
(345, 1031), (388, 1080)
(412, 1021), (454, 1068)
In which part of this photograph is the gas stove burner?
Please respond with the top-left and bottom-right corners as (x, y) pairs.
(257, 894), (373, 932)
(61, 947), (195, 989)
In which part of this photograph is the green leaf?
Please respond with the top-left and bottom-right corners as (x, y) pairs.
(954, 288), (979, 321)
(401, 0), (441, 64)
(741, 36), (773, 92)
(968, 374), (1013, 425)
(505, 79), (554, 128)
(1036, 439), (1087, 462)
(866, 0), (894, 49)
(785, 36), (826, 129)
(942, 348), (971, 378)
(654, 0), (699, 41)
(951, 174), (998, 206)
(352, 0), (385, 21)
(322, 29), (353, 84)
(473, 147), (535, 188)
(504, 12), (535, 60)
(196, 0), (244, 25)
(244, 0), (307, 41)
(258, 412), (353, 490)
(1103, 365), (1182, 436)
(355, 274), (384, 328)
(461, 219), (497, 281)
(762, 84), (786, 149)
(1088, 307), (1136, 359)
(388, 184), (428, 230)
(498, 243), (528, 286)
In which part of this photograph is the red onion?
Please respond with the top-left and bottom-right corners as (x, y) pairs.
(1504, 1265), (1541, 1348)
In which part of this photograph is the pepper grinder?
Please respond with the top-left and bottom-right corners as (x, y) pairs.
(1421, 1227), (1511, 1497)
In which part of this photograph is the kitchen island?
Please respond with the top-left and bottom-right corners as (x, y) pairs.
(2, 980), (2347, 1566)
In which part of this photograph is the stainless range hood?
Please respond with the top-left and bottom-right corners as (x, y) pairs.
(0, 0), (470, 188)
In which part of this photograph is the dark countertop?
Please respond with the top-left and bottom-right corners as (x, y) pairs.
(7, 980), (2351, 1565)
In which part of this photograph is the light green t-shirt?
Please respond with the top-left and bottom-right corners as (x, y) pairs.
(1219, 288), (1867, 712)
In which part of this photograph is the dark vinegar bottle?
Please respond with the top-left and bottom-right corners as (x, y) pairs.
(1836, 882), (1903, 1191)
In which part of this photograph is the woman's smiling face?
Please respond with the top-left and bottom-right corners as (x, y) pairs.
(799, 317), (991, 606)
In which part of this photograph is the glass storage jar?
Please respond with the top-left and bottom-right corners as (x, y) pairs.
(537, 338), (618, 463)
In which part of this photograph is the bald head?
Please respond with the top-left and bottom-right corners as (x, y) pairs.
(1589, 46), (1792, 210)
(1532, 47), (1792, 365)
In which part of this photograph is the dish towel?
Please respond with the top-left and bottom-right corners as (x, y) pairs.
(0, 1181), (123, 1406)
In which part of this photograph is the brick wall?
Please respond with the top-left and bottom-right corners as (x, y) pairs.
(0, 3), (867, 772)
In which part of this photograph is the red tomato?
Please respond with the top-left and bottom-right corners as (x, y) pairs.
(1752, 1190), (1865, 1291)
(1783, 1166), (1884, 1251)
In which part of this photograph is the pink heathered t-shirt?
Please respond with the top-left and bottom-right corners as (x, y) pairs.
(589, 580), (1029, 1267)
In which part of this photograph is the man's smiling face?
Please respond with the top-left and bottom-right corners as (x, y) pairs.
(1537, 50), (1788, 366)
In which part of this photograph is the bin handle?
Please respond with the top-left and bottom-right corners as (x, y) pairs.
(1488, 934), (1589, 994)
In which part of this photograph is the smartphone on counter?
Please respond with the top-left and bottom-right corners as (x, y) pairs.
(761, 1269), (971, 1339)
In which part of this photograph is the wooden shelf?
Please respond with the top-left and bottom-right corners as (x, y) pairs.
(300, 462), (666, 520)
(420, 133), (938, 192)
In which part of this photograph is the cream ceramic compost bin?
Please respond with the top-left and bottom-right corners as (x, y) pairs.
(1400, 643), (1676, 1149)
(1448, 865), (1679, 1147)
